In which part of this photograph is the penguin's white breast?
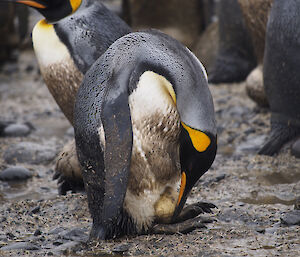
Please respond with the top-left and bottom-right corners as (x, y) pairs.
(32, 19), (71, 68)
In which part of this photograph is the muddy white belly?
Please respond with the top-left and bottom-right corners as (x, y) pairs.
(124, 71), (182, 231)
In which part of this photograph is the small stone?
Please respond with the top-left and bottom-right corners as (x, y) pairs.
(30, 206), (41, 214)
(3, 123), (31, 137)
(0, 166), (33, 181)
(3, 142), (57, 165)
(112, 244), (130, 253)
(256, 228), (265, 234)
(48, 227), (66, 235)
(281, 210), (300, 226)
(291, 139), (300, 158)
(61, 228), (88, 242)
(53, 240), (64, 246)
(34, 229), (42, 236)
(1, 242), (40, 250)
(6, 232), (15, 239)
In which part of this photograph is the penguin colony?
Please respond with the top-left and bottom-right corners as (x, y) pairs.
(6, 0), (217, 239)
(210, 0), (300, 156)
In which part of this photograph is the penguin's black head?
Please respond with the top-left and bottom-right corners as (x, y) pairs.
(5, 0), (82, 22)
(172, 123), (217, 220)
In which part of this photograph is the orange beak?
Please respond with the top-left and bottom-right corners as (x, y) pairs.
(15, 0), (46, 9)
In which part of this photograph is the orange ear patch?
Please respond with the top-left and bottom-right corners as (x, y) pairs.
(70, 0), (82, 13)
(181, 122), (211, 152)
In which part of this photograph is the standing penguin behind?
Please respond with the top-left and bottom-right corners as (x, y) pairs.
(3, 0), (131, 124)
(2, 0), (131, 192)
(259, 0), (300, 155)
(74, 30), (217, 239)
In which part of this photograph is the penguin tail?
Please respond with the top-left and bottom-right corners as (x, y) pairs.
(258, 122), (300, 156)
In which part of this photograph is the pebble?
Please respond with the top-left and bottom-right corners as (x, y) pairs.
(3, 142), (57, 165)
(3, 123), (32, 137)
(291, 139), (300, 158)
(280, 210), (300, 226)
(0, 166), (33, 181)
(30, 206), (41, 214)
(112, 244), (130, 253)
(0, 242), (40, 251)
(0, 120), (13, 136)
(61, 228), (88, 242)
(34, 229), (42, 236)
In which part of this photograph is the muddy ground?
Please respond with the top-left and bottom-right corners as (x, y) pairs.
(0, 32), (300, 257)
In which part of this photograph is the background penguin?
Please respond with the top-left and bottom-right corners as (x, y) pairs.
(4, 0), (131, 192)
(5, 0), (131, 124)
(208, 0), (257, 84)
(259, 0), (300, 155)
(122, 0), (206, 49)
(238, 0), (273, 108)
(74, 30), (217, 239)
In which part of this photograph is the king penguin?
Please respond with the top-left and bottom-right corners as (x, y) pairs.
(74, 30), (217, 239)
(3, 0), (131, 124)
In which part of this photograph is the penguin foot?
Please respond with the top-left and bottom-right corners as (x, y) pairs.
(208, 52), (256, 84)
(53, 139), (84, 195)
(150, 216), (214, 235)
(258, 123), (300, 156)
(173, 202), (217, 223)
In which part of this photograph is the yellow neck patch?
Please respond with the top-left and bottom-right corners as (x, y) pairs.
(181, 122), (211, 152)
(36, 19), (53, 30)
(70, 0), (82, 13)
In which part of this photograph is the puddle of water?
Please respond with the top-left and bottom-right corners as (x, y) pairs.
(258, 171), (300, 186)
(0, 180), (58, 204)
(240, 195), (296, 205)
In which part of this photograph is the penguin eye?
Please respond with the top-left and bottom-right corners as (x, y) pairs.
(181, 122), (211, 152)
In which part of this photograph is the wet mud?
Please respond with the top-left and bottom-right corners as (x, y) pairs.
(0, 44), (299, 257)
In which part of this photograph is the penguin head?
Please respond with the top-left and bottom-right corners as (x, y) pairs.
(6, 0), (82, 22)
(172, 122), (217, 220)
(172, 123), (217, 221)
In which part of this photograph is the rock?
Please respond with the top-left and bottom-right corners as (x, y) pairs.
(48, 227), (66, 235)
(61, 228), (88, 242)
(3, 123), (31, 137)
(30, 206), (40, 214)
(281, 210), (300, 226)
(1, 242), (40, 250)
(291, 139), (300, 158)
(3, 142), (57, 165)
(53, 241), (79, 254)
(0, 119), (13, 136)
(112, 244), (130, 253)
(34, 229), (42, 236)
(0, 166), (33, 181)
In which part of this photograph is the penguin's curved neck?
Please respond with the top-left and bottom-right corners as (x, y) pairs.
(42, 0), (83, 24)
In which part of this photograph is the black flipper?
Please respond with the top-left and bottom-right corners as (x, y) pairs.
(92, 88), (133, 240)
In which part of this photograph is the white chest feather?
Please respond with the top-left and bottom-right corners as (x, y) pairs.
(32, 19), (71, 68)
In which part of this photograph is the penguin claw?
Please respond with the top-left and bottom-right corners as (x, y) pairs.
(53, 140), (84, 195)
(150, 216), (215, 235)
(259, 123), (300, 156)
(173, 201), (217, 223)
